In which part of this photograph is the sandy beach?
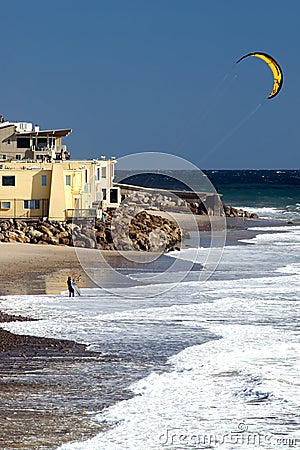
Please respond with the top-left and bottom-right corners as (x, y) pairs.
(0, 244), (105, 448)
(0, 239), (205, 449)
(0, 217), (276, 296)
(0, 219), (281, 449)
(0, 244), (147, 449)
(0, 241), (205, 297)
(0, 243), (84, 296)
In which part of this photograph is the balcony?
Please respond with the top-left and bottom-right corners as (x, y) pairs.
(31, 145), (55, 151)
(65, 208), (97, 220)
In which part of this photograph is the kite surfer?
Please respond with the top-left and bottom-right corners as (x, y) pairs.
(67, 276), (75, 297)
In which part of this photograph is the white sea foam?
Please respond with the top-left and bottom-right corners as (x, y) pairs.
(1, 226), (300, 449)
(240, 206), (282, 218)
(54, 293), (299, 450)
(235, 205), (300, 221)
(240, 225), (300, 245)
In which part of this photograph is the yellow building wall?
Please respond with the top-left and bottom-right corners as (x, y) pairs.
(48, 164), (67, 221)
(0, 160), (118, 220)
(72, 171), (83, 196)
(0, 168), (52, 218)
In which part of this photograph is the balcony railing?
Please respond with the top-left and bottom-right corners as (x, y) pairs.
(65, 208), (97, 220)
(31, 145), (55, 152)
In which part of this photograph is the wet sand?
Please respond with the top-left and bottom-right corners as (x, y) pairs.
(0, 242), (204, 449)
(0, 243), (89, 296)
(0, 215), (279, 295)
(0, 245), (131, 448)
(0, 242), (204, 296)
(0, 312), (142, 449)
(0, 218), (284, 449)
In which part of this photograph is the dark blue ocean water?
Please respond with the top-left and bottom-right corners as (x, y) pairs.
(115, 169), (300, 216)
(204, 170), (300, 209)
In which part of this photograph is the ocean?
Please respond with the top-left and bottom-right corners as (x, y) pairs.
(0, 170), (300, 449)
(206, 169), (300, 222)
(116, 168), (300, 222)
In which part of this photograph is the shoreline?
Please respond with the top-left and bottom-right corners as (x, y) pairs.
(0, 312), (136, 449)
(0, 216), (293, 449)
(0, 215), (287, 297)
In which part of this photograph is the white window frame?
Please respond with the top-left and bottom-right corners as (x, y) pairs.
(0, 201), (11, 209)
(24, 200), (40, 210)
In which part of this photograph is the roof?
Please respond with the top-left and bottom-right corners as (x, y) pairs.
(114, 182), (219, 196)
(18, 128), (72, 137)
(0, 122), (15, 129)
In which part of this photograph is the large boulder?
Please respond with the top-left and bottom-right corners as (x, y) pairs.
(128, 211), (181, 252)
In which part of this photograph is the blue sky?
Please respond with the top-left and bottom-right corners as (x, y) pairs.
(1, 0), (299, 169)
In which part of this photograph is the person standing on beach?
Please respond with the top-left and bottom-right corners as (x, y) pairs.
(67, 276), (74, 297)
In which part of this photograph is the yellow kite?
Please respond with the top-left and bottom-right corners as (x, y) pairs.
(236, 52), (283, 99)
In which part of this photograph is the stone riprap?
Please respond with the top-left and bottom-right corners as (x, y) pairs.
(0, 211), (182, 253)
(0, 201), (257, 251)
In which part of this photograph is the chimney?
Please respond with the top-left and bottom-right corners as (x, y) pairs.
(34, 124), (40, 132)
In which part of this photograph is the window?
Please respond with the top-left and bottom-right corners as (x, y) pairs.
(24, 200), (40, 210)
(16, 154), (22, 160)
(85, 169), (88, 183)
(96, 167), (101, 181)
(2, 175), (15, 186)
(102, 188), (107, 200)
(1, 154), (7, 160)
(17, 137), (30, 148)
(110, 188), (118, 204)
(101, 166), (107, 178)
(41, 174), (47, 186)
(0, 201), (11, 209)
(7, 139), (11, 144)
(65, 175), (71, 186)
(37, 138), (47, 149)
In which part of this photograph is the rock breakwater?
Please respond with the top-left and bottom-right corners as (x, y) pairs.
(223, 204), (258, 219)
(0, 211), (182, 253)
(0, 202), (258, 251)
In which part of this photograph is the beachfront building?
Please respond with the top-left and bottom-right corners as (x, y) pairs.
(0, 116), (71, 162)
(0, 159), (120, 221)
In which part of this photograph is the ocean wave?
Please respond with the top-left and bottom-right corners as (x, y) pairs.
(235, 205), (300, 221)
